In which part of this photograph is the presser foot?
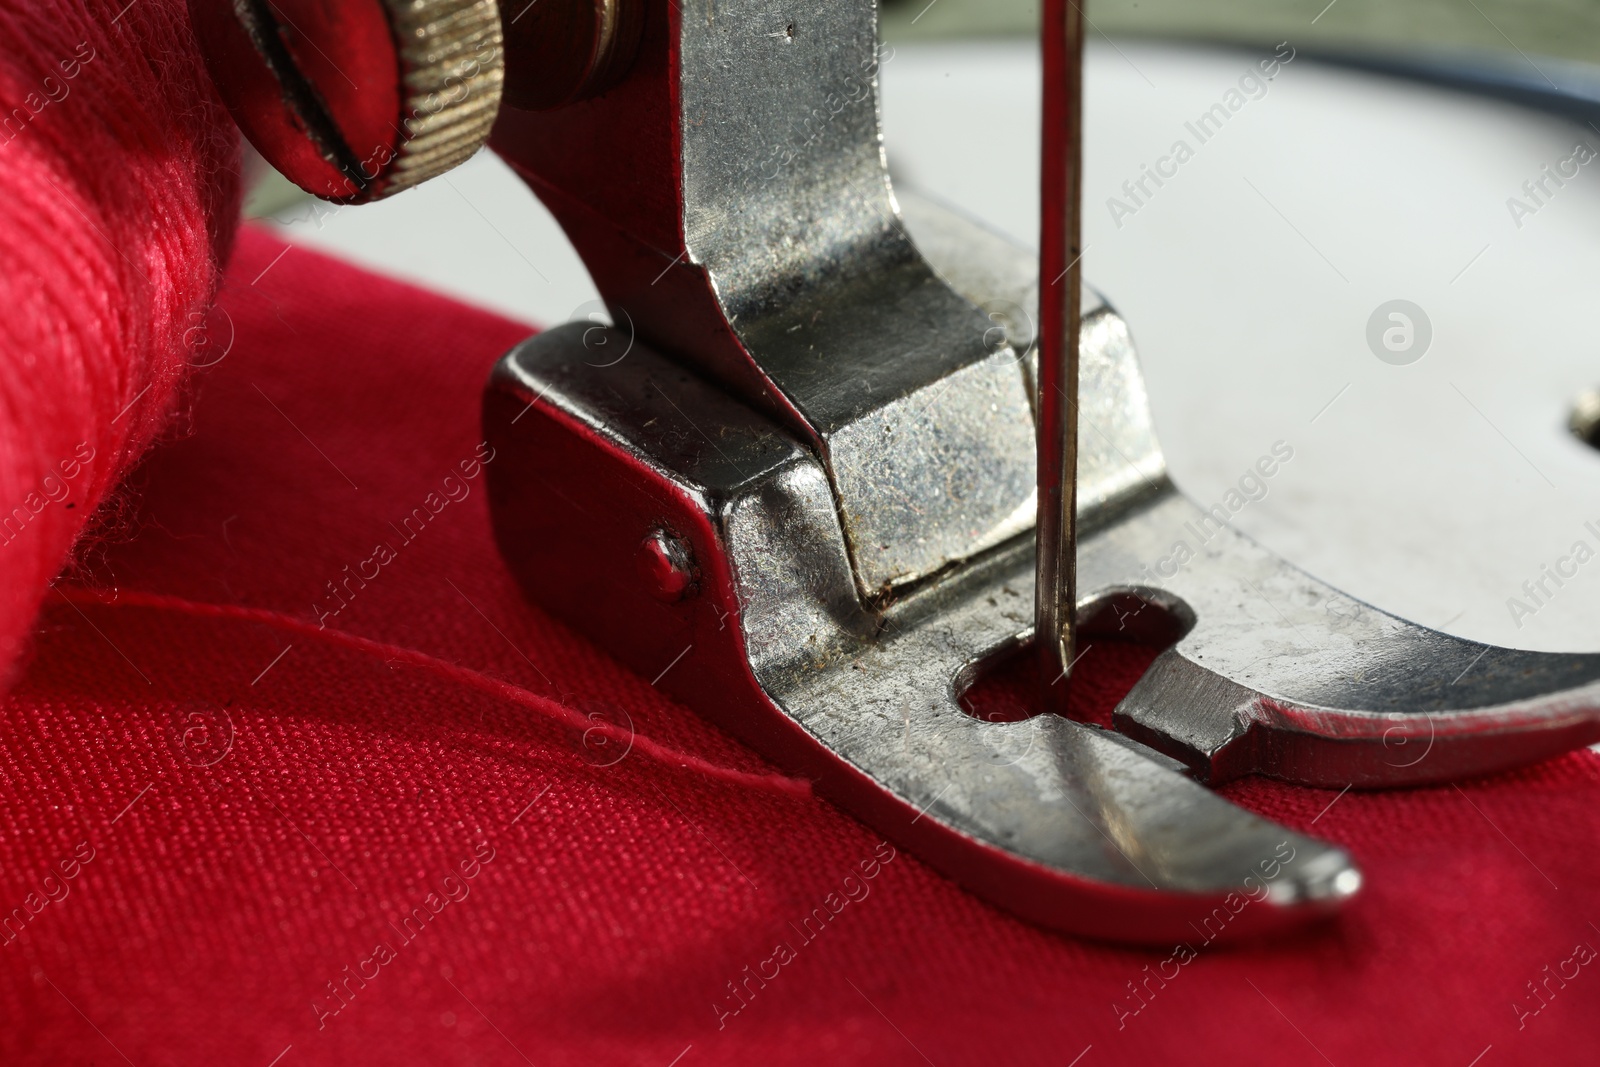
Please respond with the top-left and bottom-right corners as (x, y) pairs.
(473, 0), (1600, 940)
(481, 199), (1600, 943)
(483, 318), (1362, 944)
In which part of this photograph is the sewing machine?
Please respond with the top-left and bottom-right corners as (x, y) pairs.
(191, 0), (1600, 943)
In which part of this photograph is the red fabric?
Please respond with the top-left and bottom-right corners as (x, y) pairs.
(6, 228), (1598, 1066)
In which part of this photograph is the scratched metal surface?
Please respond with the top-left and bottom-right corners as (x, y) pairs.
(260, 39), (1600, 656)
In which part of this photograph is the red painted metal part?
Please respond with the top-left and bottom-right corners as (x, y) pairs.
(190, 0), (401, 201)
(501, 0), (645, 111)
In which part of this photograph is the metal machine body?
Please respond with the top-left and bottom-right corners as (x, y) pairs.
(483, 200), (1359, 943)
(489, 0), (1041, 602)
(193, 0), (1600, 942)
(481, 0), (1600, 940)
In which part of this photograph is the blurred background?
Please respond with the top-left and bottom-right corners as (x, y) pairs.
(880, 0), (1600, 60)
(245, 1), (1600, 656)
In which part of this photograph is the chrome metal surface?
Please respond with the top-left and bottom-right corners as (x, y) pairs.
(484, 308), (1360, 943)
(491, 0), (1038, 600)
(486, 179), (1600, 937)
(479, 0), (1600, 940)
(902, 197), (1600, 790)
(1104, 498), (1600, 787)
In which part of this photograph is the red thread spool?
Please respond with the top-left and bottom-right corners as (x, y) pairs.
(0, 0), (240, 683)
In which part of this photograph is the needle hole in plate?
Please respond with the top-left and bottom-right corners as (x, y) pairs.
(956, 590), (1194, 727)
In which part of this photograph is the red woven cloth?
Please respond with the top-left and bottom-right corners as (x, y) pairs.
(6, 228), (1598, 1066)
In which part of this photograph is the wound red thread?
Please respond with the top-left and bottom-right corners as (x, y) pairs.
(0, 0), (241, 684)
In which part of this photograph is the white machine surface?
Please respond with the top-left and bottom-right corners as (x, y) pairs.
(264, 39), (1600, 654)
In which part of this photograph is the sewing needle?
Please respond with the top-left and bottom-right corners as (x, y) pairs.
(1036, 0), (1086, 715)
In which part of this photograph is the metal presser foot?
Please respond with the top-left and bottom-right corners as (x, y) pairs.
(188, 0), (1600, 943)
(476, 0), (1600, 942)
(479, 0), (1600, 943)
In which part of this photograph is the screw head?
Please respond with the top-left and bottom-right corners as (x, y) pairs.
(501, 0), (645, 112)
(1571, 389), (1600, 450)
(637, 528), (696, 602)
(190, 0), (504, 203)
